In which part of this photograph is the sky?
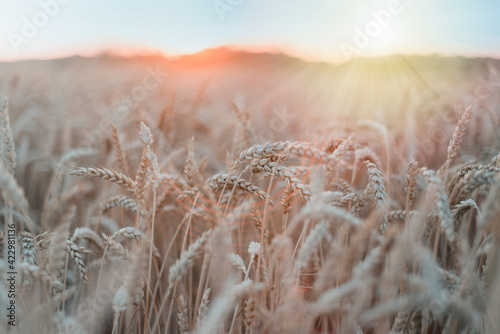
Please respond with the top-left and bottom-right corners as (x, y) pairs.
(0, 0), (499, 63)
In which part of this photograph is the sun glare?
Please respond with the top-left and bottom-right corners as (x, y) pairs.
(369, 21), (404, 56)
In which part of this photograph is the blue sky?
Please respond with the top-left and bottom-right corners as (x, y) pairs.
(0, 0), (499, 62)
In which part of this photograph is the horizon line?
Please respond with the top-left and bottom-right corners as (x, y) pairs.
(1, 45), (500, 66)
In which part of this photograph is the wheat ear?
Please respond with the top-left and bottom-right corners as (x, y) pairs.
(70, 167), (136, 194)
(18, 232), (37, 266)
(208, 173), (273, 203)
(66, 240), (89, 282)
(443, 106), (471, 174)
(0, 98), (17, 174)
(0, 161), (29, 214)
(111, 123), (129, 174)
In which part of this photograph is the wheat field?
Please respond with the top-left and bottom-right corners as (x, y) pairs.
(1, 54), (500, 333)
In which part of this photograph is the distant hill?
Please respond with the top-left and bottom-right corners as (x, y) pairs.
(0, 48), (499, 122)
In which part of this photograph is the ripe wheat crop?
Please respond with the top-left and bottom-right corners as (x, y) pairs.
(1, 56), (500, 333)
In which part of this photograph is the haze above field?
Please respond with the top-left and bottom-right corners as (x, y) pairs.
(1, 49), (498, 126)
(1, 0), (499, 63)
